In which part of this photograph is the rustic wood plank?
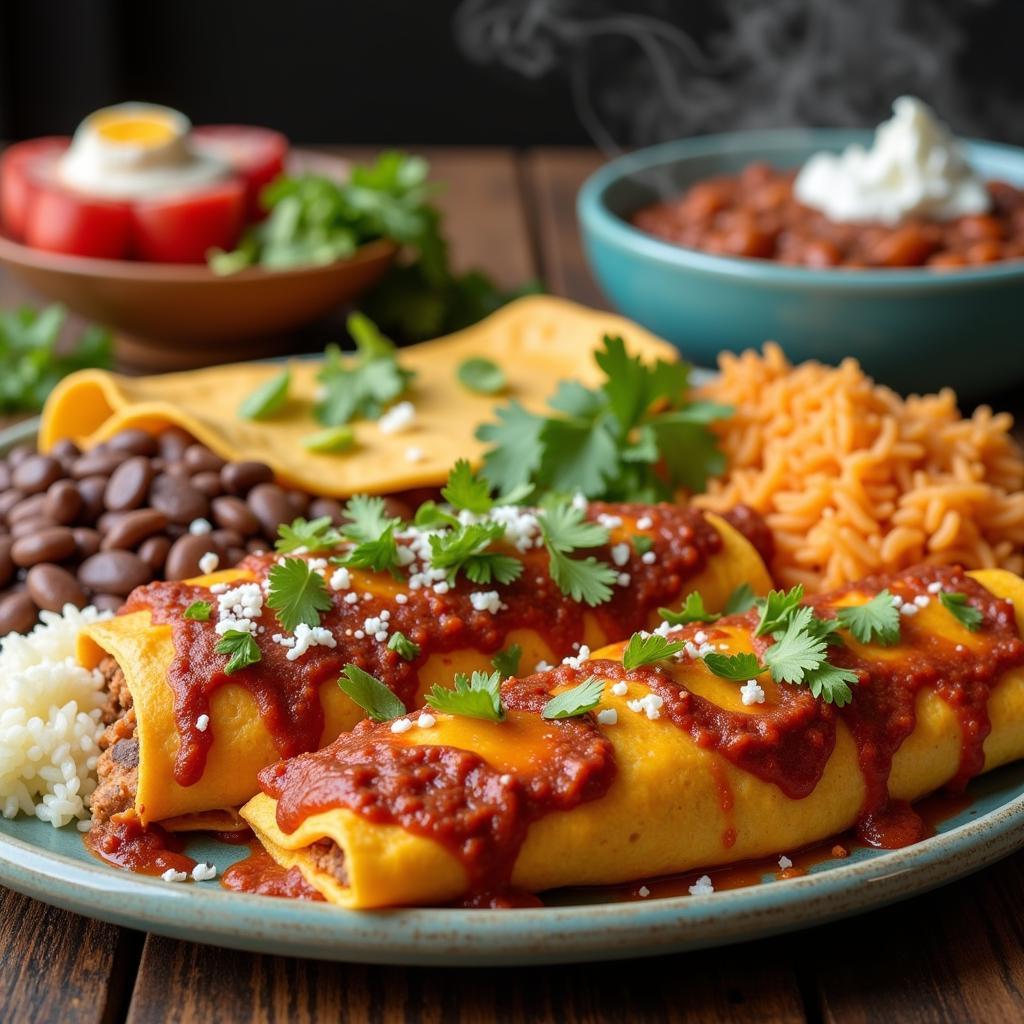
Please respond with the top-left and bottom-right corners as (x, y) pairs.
(0, 886), (142, 1024)
(525, 148), (607, 308)
(127, 933), (806, 1024)
(810, 848), (1024, 1024)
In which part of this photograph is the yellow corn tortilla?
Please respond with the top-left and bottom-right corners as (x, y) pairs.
(40, 296), (679, 498)
(79, 513), (768, 827)
(241, 568), (1024, 908)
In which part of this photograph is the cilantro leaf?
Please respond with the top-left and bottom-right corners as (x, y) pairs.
(622, 632), (686, 670)
(723, 583), (757, 616)
(428, 523), (523, 585)
(755, 585), (806, 637)
(536, 416), (619, 496)
(215, 629), (261, 675)
(313, 315), (414, 427)
(339, 524), (402, 576)
(836, 590), (901, 646)
(491, 643), (523, 678)
(276, 516), (344, 555)
(457, 356), (506, 395)
(238, 368), (290, 421)
(337, 664), (407, 721)
(267, 558), (333, 632)
(301, 425), (356, 453)
(763, 607), (828, 684)
(425, 669), (505, 721)
(547, 548), (616, 606)
(441, 459), (493, 515)
(539, 501), (609, 552)
(804, 662), (859, 707)
(632, 534), (653, 556)
(476, 401), (545, 496)
(703, 651), (763, 682)
(386, 631), (421, 661)
(542, 676), (605, 720)
(940, 591), (983, 632)
(340, 495), (402, 543)
(413, 501), (460, 529)
(184, 601), (212, 622)
(658, 591), (720, 627)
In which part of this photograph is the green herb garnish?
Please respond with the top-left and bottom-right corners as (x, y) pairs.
(622, 632), (686, 671)
(539, 500), (616, 607)
(425, 670), (505, 722)
(491, 643), (523, 679)
(337, 664), (406, 721)
(238, 368), (290, 421)
(301, 425), (356, 453)
(338, 524), (402, 576)
(476, 334), (730, 502)
(267, 558), (332, 632)
(441, 459), (494, 515)
(0, 304), (112, 414)
(754, 585), (806, 638)
(340, 495), (402, 544)
(632, 535), (654, 556)
(658, 591), (720, 627)
(184, 601), (212, 622)
(723, 583), (757, 615)
(542, 677), (604, 720)
(387, 631), (421, 661)
(215, 629), (261, 675)
(427, 522), (522, 585)
(803, 662), (859, 708)
(762, 607), (828, 684)
(836, 590), (901, 646)
(703, 651), (763, 682)
(457, 356), (506, 395)
(940, 591), (983, 632)
(314, 314), (414, 428)
(276, 516), (344, 555)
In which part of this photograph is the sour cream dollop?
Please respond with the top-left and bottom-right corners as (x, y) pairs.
(793, 96), (990, 225)
(59, 102), (229, 199)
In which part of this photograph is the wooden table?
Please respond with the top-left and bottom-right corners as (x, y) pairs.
(3, 147), (1024, 1024)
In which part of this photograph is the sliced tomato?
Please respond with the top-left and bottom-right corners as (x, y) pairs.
(1, 137), (70, 240)
(131, 177), (246, 263)
(24, 180), (132, 260)
(191, 125), (288, 220)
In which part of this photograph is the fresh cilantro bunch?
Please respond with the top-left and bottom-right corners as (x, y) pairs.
(476, 335), (731, 502)
(0, 304), (111, 413)
(210, 151), (534, 340)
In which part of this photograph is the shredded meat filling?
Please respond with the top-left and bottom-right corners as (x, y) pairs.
(307, 838), (348, 885)
(89, 657), (139, 824)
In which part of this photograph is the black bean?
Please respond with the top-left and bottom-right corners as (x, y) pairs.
(106, 428), (158, 457)
(76, 477), (108, 522)
(77, 551), (152, 596)
(138, 535), (171, 573)
(26, 564), (86, 612)
(247, 483), (293, 536)
(211, 496), (260, 536)
(12, 455), (62, 495)
(72, 528), (102, 560)
(90, 594), (124, 613)
(12, 527), (77, 568)
(7, 493), (47, 525)
(70, 451), (128, 479)
(0, 537), (13, 588)
(101, 508), (169, 550)
(158, 427), (193, 462)
(191, 471), (224, 498)
(104, 456), (154, 512)
(149, 474), (210, 525)
(7, 443), (35, 466)
(0, 591), (38, 633)
(309, 497), (344, 525)
(44, 479), (83, 525)
(221, 461), (273, 496)
(11, 516), (57, 538)
(165, 534), (222, 581)
(0, 490), (25, 523)
(50, 439), (81, 462)
(184, 444), (226, 474)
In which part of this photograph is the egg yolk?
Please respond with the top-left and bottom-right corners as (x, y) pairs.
(92, 112), (179, 147)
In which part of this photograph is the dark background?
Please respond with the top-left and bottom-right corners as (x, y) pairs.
(1, 0), (1022, 149)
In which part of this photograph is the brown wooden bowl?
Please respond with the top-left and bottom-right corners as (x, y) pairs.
(0, 149), (397, 371)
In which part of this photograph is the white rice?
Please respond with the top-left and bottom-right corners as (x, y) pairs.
(0, 604), (112, 828)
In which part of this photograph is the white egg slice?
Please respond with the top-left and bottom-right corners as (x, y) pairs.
(59, 102), (230, 199)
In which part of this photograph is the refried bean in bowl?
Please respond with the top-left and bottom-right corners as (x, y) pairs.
(578, 127), (1024, 397)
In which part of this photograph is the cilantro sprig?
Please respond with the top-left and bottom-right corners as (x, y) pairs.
(659, 583), (755, 627)
(337, 664), (407, 721)
(276, 516), (344, 555)
(426, 670), (505, 722)
(387, 631), (421, 661)
(267, 558), (332, 632)
(622, 632), (686, 671)
(215, 629), (261, 675)
(836, 590), (901, 646)
(428, 523), (523, 585)
(492, 643), (523, 678)
(940, 591), (983, 632)
(703, 651), (763, 682)
(542, 677), (605, 720)
(539, 500), (617, 607)
(476, 334), (730, 502)
(184, 601), (212, 622)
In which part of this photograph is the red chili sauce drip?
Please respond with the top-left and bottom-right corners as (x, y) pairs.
(220, 844), (324, 901)
(258, 676), (616, 899)
(122, 503), (735, 788)
(84, 813), (196, 878)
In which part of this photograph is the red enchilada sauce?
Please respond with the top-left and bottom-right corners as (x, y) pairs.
(259, 677), (616, 897)
(121, 503), (733, 787)
(254, 565), (1024, 902)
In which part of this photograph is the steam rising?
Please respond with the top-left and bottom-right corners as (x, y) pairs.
(454, 0), (1005, 153)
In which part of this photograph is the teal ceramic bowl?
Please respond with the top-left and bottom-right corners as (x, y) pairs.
(578, 129), (1024, 396)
